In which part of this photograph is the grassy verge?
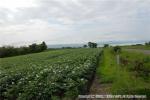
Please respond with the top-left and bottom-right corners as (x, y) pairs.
(97, 48), (119, 83)
(122, 45), (150, 50)
(97, 48), (150, 98)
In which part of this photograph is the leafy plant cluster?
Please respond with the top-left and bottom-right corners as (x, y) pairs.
(113, 46), (121, 54)
(0, 48), (101, 100)
(120, 54), (150, 79)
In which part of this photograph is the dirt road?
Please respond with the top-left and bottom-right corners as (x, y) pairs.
(88, 76), (111, 95)
(124, 49), (150, 55)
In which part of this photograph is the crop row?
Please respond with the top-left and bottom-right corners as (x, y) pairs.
(0, 48), (101, 100)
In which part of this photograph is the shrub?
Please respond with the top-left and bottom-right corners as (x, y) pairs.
(113, 46), (121, 54)
(104, 44), (109, 48)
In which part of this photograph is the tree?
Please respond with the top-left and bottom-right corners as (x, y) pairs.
(83, 45), (87, 48)
(0, 41), (48, 58)
(145, 41), (150, 46)
(18, 47), (30, 54)
(40, 41), (47, 51)
(0, 46), (18, 57)
(94, 43), (97, 48)
(104, 44), (109, 48)
(88, 42), (97, 48)
(29, 43), (38, 52)
(88, 42), (92, 48)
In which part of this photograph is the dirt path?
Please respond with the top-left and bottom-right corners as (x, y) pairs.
(88, 76), (111, 95)
(124, 49), (150, 55)
(85, 75), (111, 100)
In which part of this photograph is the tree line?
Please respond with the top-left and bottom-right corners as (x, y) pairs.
(83, 42), (97, 48)
(145, 41), (150, 46)
(0, 41), (47, 58)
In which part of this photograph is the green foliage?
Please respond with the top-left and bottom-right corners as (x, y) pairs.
(88, 42), (97, 48)
(120, 51), (150, 79)
(97, 48), (150, 97)
(83, 45), (87, 48)
(145, 41), (150, 46)
(97, 48), (118, 83)
(104, 44), (109, 48)
(122, 45), (150, 50)
(0, 41), (47, 58)
(0, 48), (101, 100)
(113, 46), (121, 54)
(40, 41), (47, 51)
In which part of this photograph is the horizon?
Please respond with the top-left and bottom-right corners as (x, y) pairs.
(0, 0), (150, 46)
(0, 39), (147, 48)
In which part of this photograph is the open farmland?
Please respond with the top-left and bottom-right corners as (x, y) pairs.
(122, 45), (150, 50)
(95, 48), (150, 98)
(0, 48), (101, 100)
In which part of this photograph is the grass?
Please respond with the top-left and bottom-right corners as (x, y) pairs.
(121, 49), (150, 61)
(122, 45), (150, 50)
(120, 50), (150, 79)
(97, 48), (150, 98)
(97, 48), (119, 83)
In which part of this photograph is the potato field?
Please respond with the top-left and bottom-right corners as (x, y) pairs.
(0, 48), (101, 100)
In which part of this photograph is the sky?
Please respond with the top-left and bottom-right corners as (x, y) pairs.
(0, 0), (150, 46)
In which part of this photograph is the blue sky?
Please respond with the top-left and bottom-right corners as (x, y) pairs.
(0, 0), (150, 46)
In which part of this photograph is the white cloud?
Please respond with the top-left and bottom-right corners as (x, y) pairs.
(0, 0), (150, 46)
(0, 0), (37, 10)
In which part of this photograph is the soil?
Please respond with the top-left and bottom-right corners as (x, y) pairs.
(86, 75), (112, 100)
(88, 76), (111, 95)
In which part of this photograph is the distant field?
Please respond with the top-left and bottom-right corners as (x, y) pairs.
(0, 48), (101, 100)
(97, 48), (150, 97)
(122, 45), (150, 50)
